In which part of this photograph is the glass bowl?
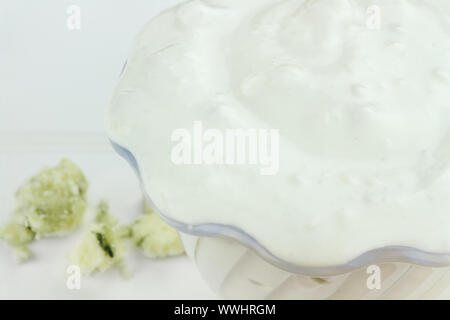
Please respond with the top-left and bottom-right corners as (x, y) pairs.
(110, 141), (450, 279)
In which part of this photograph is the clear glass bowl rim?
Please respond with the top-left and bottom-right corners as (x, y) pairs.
(111, 140), (450, 277)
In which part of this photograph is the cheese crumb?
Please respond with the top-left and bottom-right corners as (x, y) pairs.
(130, 203), (184, 258)
(69, 201), (127, 275)
(0, 159), (88, 261)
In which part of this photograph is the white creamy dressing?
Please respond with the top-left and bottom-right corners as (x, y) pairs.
(107, 0), (450, 266)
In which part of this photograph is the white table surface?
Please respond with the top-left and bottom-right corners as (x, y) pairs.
(0, 0), (216, 300)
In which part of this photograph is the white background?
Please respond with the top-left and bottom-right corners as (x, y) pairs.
(0, 0), (216, 299)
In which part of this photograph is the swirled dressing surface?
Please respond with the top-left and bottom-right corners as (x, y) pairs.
(107, 0), (450, 266)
